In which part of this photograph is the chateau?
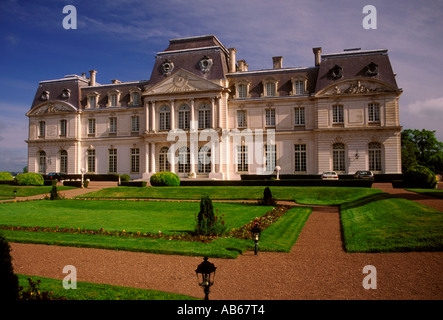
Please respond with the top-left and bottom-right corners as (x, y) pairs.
(26, 35), (402, 180)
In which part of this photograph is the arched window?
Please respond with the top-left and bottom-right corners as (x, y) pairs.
(369, 142), (382, 172)
(158, 147), (170, 172)
(39, 151), (46, 174)
(198, 103), (211, 129)
(178, 104), (190, 130)
(178, 147), (190, 173)
(198, 146), (211, 173)
(60, 150), (68, 173)
(159, 106), (170, 131)
(332, 143), (346, 172)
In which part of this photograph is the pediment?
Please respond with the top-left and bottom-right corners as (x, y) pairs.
(316, 79), (399, 97)
(143, 69), (225, 96)
(27, 101), (77, 116)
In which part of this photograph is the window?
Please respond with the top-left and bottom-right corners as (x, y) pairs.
(109, 117), (117, 134)
(294, 144), (307, 172)
(158, 147), (170, 172)
(39, 151), (46, 173)
(106, 90), (121, 107)
(132, 92), (140, 106)
(294, 80), (305, 95)
(369, 142), (382, 171)
(238, 84), (247, 98)
(266, 82), (276, 96)
(265, 109), (275, 127)
(38, 121), (45, 137)
(131, 116), (139, 133)
(88, 95), (96, 109)
(368, 103), (380, 122)
(159, 106), (170, 131)
(265, 144), (276, 173)
(237, 110), (247, 128)
(198, 146), (211, 174)
(131, 148), (140, 173)
(60, 120), (67, 136)
(178, 104), (190, 130)
(88, 119), (96, 135)
(294, 107), (305, 126)
(87, 149), (96, 173)
(178, 147), (190, 173)
(198, 103), (211, 129)
(237, 145), (248, 172)
(60, 150), (68, 173)
(332, 105), (344, 124)
(109, 94), (117, 107)
(109, 149), (117, 173)
(332, 143), (346, 172)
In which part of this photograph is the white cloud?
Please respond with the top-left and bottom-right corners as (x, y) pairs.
(402, 97), (443, 141)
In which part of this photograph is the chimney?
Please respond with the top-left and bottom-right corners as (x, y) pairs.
(89, 70), (97, 86)
(272, 56), (283, 69)
(313, 47), (322, 67)
(228, 48), (237, 73)
(237, 60), (248, 72)
(111, 79), (121, 84)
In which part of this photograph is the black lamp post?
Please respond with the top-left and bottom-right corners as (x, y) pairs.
(251, 223), (261, 255)
(195, 257), (216, 300)
(13, 190), (17, 199)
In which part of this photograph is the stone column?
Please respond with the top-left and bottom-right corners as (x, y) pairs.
(151, 101), (156, 132)
(211, 97), (216, 129)
(217, 96), (222, 128)
(145, 100), (150, 132)
(150, 142), (156, 173)
(190, 99), (195, 131)
(170, 100), (175, 130)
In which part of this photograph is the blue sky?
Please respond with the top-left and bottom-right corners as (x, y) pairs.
(0, 0), (442, 172)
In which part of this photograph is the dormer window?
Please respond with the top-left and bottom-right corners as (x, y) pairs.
(86, 92), (100, 109)
(41, 91), (50, 101)
(106, 90), (121, 107)
(262, 79), (279, 97)
(234, 81), (251, 99)
(61, 88), (71, 99)
(330, 65), (343, 79)
(366, 62), (378, 76)
(129, 88), (142, 106)
(291, 77), (308, 95)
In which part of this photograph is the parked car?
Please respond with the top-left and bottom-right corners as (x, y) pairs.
(47, 172), (66, 181)
(353, 170), (374, 180)
(321, 171), (339, 180)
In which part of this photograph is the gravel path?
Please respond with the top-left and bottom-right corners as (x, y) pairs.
(8, 183), (443, 300)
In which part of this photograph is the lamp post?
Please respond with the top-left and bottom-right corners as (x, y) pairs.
(275, 166), (281, 180)
(195, 257), (216, 300)
(251, 223), (261, 255)
(13, 190), (17, 199)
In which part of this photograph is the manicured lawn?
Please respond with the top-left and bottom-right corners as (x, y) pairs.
(0, 185), (76, 200)
(77, 186), (384, 205)
(17, 274), (197, 300)
(406, 188), (443, 199)
(340, 193), (443, 252)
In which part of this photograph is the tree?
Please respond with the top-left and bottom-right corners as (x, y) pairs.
(401, 129), (443, 174)
(0, 233), (19, 300)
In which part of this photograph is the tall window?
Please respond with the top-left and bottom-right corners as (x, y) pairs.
(131, 148), (140, 173)
(237, 110), (247, 128)
(158, 147), (169, 172)
(60, 150), (68, 173)
(178, 147), (190, 173)
(266, 82), (276, 96)
(332, 105), (344, 124)
(266, 109), (275, 127)
(87, 149), (96, 173)
(38, 121), (45, 137)
(237, 145), (248, 172)
(294, 107), (305, 126)
(109, 149), (117, 173)
(131, 116), (139, 133)
(198, 146), (211, 174)
(88, 119), (96, 135)
(109, 117), (117, 134)
(368, 103), (380, 122)
(198, 104), (211, 129)
(39, 151), (46, 173)
(265, 144), (277, 173)
(332, 143), (346, 172)
(59, 119), (67, 136)
(294, 80), (305, 95)
(178, 105), (190, 130)
(369, 142), (382, 171)
(238, 84), (247, 98)
(159, 106), (170, 131)
(132, 92), (140, 106)
(294, 144), (307, 172)
(109, 94), (117, 107)
(88, 96), (96, 109)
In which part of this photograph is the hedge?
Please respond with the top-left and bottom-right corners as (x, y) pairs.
(180, 179), (373, 187)
(0, 172), (14, 181)
(14, 173), (44, 186)
(119, 181), (147, 187)
(150, 171), (180, 186)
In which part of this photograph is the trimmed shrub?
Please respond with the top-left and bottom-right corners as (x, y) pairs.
(14, 173), (44, 186)
(120, 174), (130, 182)
(259, 187), (277, 206)
(150, 171), (180, 187)
(0, 172), (14, 181)
(404, 165), (438, 189)
(195, 195), (226, 236)
(119, 181), (147, 187)
(0, 232), (19, 301)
